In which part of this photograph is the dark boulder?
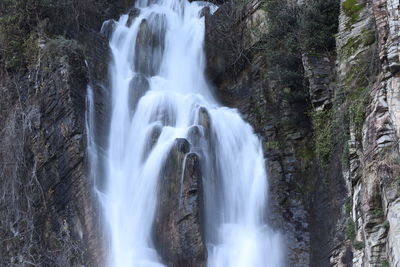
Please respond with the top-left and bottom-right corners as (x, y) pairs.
(153, 139), (205, 267)
(101, 19), (117, 40)
(127, 8), (141, 27)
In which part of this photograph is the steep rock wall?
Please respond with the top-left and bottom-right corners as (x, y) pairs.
(205, 0), (400, 266)
(0, 1), (131, 266)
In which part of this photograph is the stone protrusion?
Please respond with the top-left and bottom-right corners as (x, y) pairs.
(198, 107), (211, 138)
(126, 8), (140, 27)
(128, 73), (149, 116)
(134, 15), (166, 76)
(153, 139), (205, 267)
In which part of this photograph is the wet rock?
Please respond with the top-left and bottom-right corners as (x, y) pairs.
(126, 8), (140, 27)
(200, 6), (210, 18)
(101, 19), (117, 40)
(142, 124), (163, 161)
(134, 15), (166, 76)
(128, 73), (149, 116)
(198, 107), (211, 138)
(187, 125), (202, 148)
(153, 139), (205, 267)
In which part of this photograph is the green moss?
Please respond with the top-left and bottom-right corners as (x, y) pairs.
(298, 146), (314, 172)
(342, 0), (366, 28)
(340, 29), (376, 61)
(362, 29), (376, 46)
(349, 87), (368, 136)
(342, 36), (363, 58)
(311, 109), (333, 166)
(381, 260), (390, 267)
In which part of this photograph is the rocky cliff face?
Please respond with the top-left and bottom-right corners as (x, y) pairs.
(336, 0), (400, 266)
(0, 37), (95, 266)
(1, 0), (400, 266)
(205, 0), (400, 266)
(0, 1), (131, 266)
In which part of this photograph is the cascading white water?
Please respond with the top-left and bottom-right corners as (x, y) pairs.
(89, 0), (284, 266)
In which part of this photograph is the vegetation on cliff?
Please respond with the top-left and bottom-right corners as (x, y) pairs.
(259, 0), (339, 164)
(0, 0), (130, 70)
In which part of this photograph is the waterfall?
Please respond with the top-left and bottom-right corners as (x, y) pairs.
(88, 0), (284, 266)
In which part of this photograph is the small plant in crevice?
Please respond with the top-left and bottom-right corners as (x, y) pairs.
(310, 109), (333, 166)
(345, 217), (366, 250)
(345, 198), (353, 216)
(383, 220), (390, 230)
(373, 208), (385, 217)
(352, 240), (365, 250)
(345, 218), (356, 241)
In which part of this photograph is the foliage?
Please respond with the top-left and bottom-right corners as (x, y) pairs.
(0, 0), (130, 71)
(259, 0), (304, 94)
(298, 0), (340, 52)
(345, 217), (365, 250)
(352, 240), (365, 250)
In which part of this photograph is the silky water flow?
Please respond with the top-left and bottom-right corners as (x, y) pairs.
(87, 0), (284, 266)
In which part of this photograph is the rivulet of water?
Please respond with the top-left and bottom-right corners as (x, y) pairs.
(87, 0), (284, 266)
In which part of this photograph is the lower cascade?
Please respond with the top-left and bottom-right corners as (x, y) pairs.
(88, 0), (284, 266)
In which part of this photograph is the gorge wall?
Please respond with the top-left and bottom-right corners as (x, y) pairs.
(0, 0), (400, 266)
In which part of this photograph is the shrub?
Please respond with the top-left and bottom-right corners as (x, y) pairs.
(298, 0), (340, 52)
(352, 240), (365, 250)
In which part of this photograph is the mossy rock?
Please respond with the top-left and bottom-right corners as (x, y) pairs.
(311, 109), (333, 166)
(342, 0), (366, 29)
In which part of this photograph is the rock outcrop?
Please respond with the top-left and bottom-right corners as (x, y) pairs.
(154, 139), (205, 267)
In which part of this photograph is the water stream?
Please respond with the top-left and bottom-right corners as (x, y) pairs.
(88, 0), (283, 266)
